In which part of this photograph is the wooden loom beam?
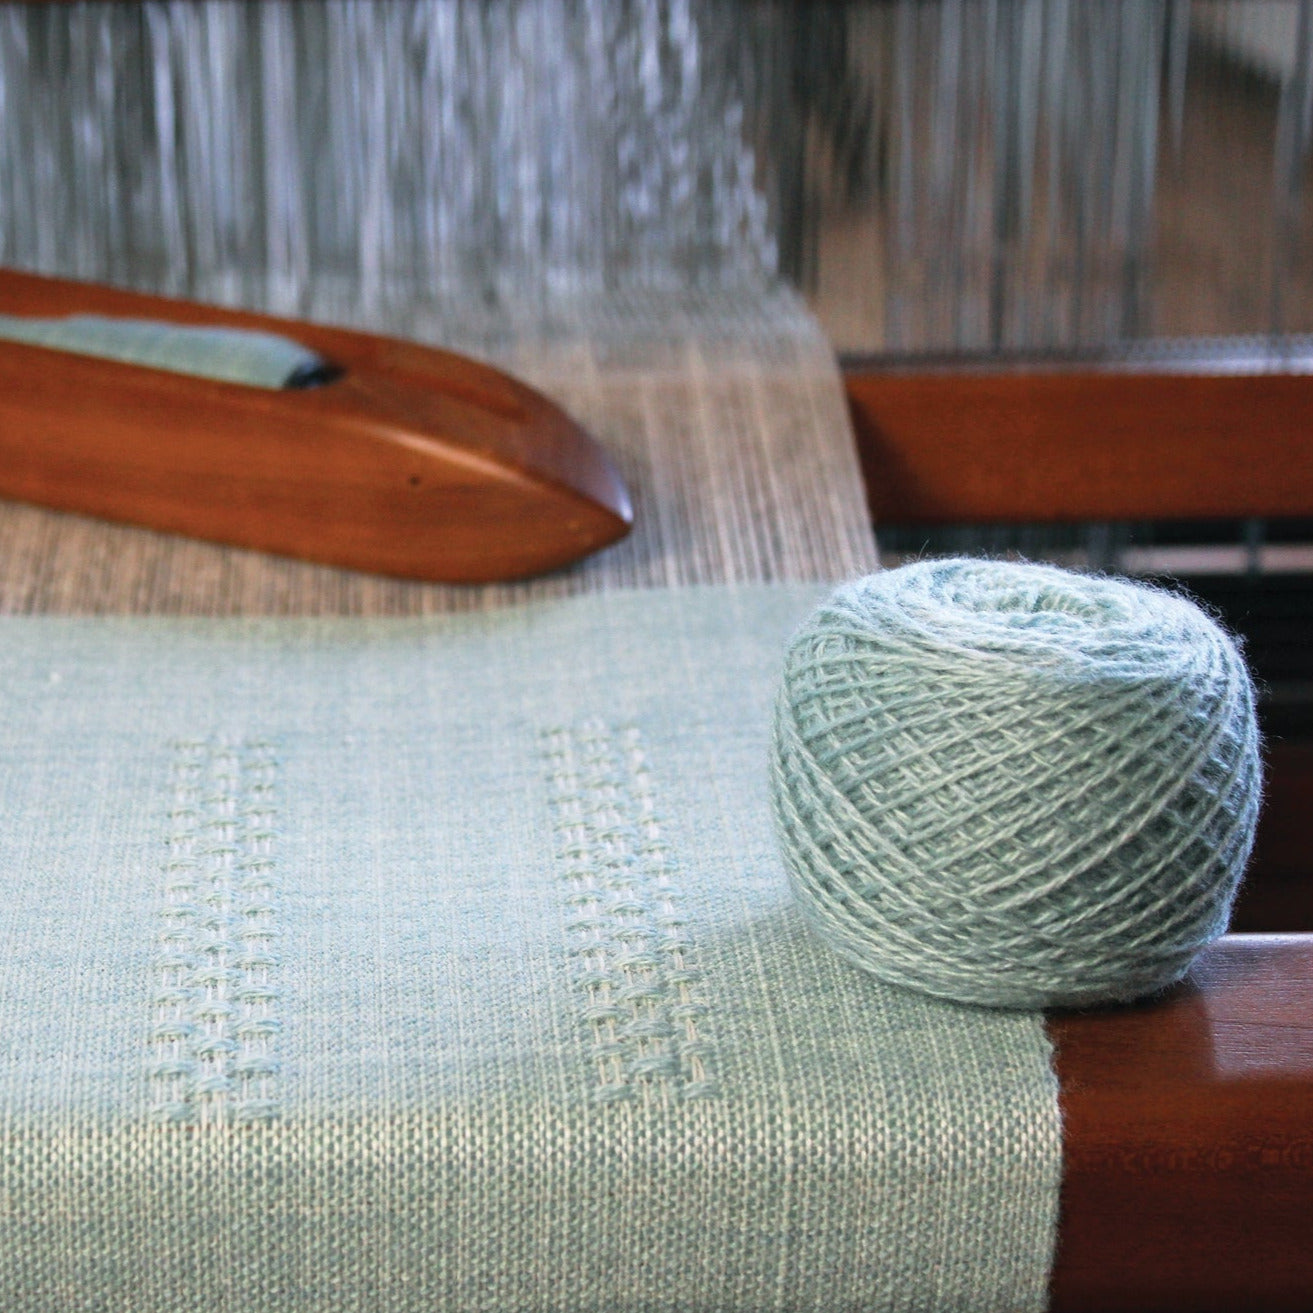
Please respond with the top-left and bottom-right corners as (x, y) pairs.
(1049, 935), (1313, 1313)
(844, 349), (1313, 526)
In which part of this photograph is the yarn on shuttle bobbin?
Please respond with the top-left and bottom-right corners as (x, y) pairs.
(770, 558), (1263, 1009)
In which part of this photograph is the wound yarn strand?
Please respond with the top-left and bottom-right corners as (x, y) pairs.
(770, 559), (1263, 1009)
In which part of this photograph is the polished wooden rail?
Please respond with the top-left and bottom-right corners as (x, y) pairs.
(1050, 936), (1313, 1313)
(846, 355), (1313, 1312)
(845, 345), (1313, 526)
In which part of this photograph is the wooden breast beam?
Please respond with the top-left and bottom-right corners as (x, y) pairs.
(845, 350), (1313, 1312)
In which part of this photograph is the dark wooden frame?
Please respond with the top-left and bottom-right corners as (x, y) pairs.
(846, 357), (1313, 1312)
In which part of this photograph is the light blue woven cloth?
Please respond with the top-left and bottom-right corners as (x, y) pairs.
(0, 312), (323, 387)
(0, 587), (1060, 1312)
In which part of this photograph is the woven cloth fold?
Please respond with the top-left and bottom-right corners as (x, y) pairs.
(0, 588), (1060, 1312)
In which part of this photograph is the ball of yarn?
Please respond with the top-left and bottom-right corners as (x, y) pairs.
(770, 558), (1263, 1009)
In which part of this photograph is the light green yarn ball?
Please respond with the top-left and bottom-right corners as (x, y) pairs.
(770, 558), (1263, 1009)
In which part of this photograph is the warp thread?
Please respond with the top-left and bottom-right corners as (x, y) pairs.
(770, 559), (1263, 1009)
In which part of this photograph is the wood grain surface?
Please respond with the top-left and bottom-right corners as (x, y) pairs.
(0, 270), (631, 583)
(846, 363), (1313, 525)
(1049, 935), (1313, 1313)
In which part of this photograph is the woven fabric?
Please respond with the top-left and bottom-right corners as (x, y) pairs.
(0, 587), (1060, 1312)
(0, 282), (877, 613)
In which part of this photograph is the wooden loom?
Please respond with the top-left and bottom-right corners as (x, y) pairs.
(3, 288), (1308, 1311)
